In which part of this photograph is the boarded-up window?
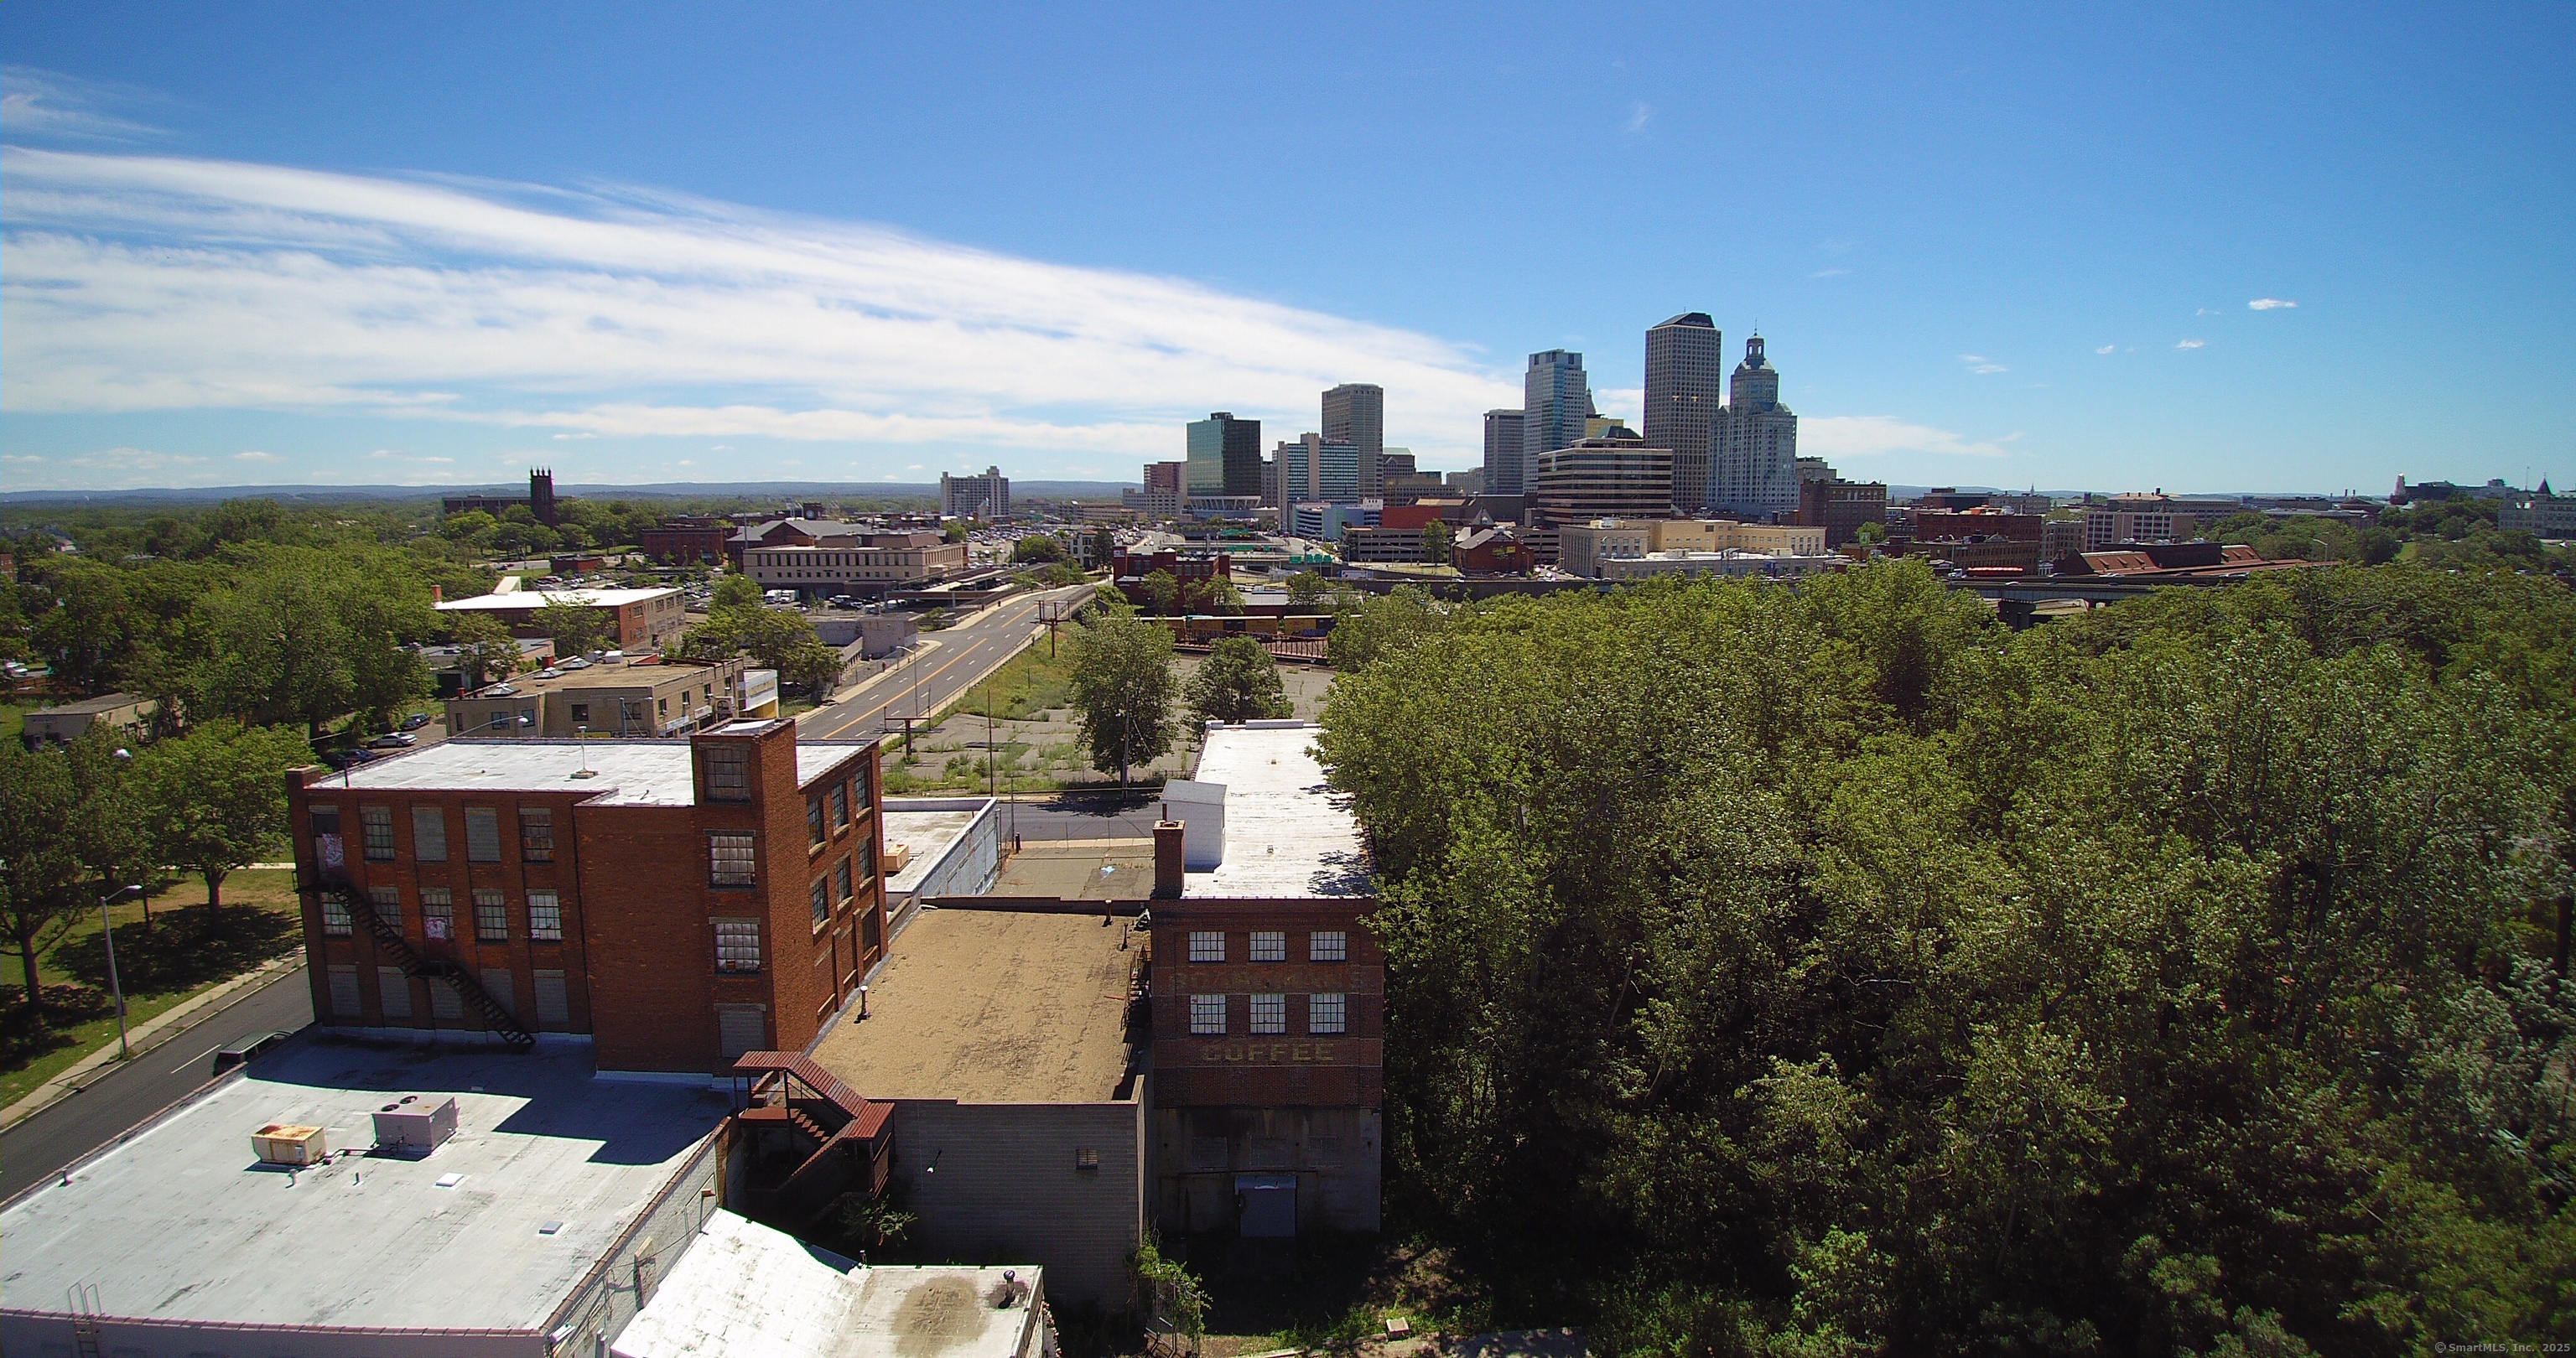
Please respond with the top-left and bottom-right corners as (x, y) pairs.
(480, 967), (516, 1021)
(360, 806), (395, 861)
(715, 1005), (766, 1060)
(534, 970), (569, 1029)
(429, 977), (465, 1020)
(474, 889), (507, 941)
(367, 884), (402, 930)
(377, 967), (413, 1019)
(519, 806), (553, 862)
(412, 806), (448, 862)
(527, 890), (562, 941)
(326, 965), (361, 1017)
(465, 807), (501, 863)
(312, 805), (345, 874)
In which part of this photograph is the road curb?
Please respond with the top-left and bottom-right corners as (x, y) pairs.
(0, 953), (302, 1132)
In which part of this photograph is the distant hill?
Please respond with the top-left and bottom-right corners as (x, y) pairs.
(0, 479), (1140, 507)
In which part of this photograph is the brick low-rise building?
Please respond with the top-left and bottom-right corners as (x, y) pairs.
(291, 720), (890, 1073)
(435, 585), (688, 654)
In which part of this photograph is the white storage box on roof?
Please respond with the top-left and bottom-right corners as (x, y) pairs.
(372, 1093), (460, 1154)
(252, 1122), (327, 1165)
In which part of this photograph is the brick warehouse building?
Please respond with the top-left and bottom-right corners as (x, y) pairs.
(292, 719), (890, 1071)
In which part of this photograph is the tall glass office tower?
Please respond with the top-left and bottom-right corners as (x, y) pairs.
(1645, 313), (1722, 514)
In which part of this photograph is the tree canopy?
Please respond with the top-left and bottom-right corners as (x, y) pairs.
(1067, 609), (1178, 784)
(1317, 560), (2576, 1354)
(1185, 635), (1293, 728)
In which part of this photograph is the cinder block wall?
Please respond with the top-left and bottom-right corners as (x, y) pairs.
(885, 1099), (1144, 1309)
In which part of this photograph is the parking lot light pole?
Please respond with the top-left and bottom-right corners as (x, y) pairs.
(100, 883), (145, 1059)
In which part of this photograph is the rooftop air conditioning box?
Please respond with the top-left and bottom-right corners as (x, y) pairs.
(372, 1095), (460, 1154)
(252, 1123), (329, 1165)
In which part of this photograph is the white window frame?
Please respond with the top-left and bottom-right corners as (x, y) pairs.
(1188, 930), (1224, 963)
(1248, 930), (1285, 962)
(1249, 993), (1286, 1035)
(1189, 993), (1226, 1035)
(714, 917), (762, 974)
(1309, 992), (1347, 1034)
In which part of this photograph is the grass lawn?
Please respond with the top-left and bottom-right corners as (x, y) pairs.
(0, 868), (306, 1109)
(0, 702), (21, 743)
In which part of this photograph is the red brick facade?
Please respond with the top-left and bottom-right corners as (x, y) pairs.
(289, 723), (889, 1074)
(1148, 899), (1382, 1108)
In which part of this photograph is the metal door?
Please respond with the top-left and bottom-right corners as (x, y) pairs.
(1235, 1173), (1296, 1237)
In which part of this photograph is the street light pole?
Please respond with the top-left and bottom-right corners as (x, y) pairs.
(100, 883), (144, 1060)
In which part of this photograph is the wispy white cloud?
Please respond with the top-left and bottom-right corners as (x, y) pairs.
(1, 67), (168, 143)
(232, 449), (283, 462)
(1958, 354), (2008, 375)
(2195, 307), (2220, 316)
(0, 147), (1521, 472)
(367, 449), (455, 463)
(2175, 338), (2205, 350)
(2094, 345), (2116, 355)
(1623, 101), (1652, 135)
(2248, 298), (2297, 310)
(1811, 267), (1848, 278)
(1804, 415), (2013, 459)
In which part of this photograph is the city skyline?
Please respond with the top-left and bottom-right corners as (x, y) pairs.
(3, 4), (2570, 494)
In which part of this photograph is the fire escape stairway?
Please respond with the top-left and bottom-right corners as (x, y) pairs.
(776, 1113), (884, 1227)
(340, 889), (536, 1050)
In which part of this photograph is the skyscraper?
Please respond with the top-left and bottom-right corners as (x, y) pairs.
(1483, 409), (1526, 495)
(1531, 428), (1676, 526)
(1186, 412), (1262, 497)
(1322, 384), (1384, 495)
(1520, 350), (1592, 497)
(1644, 313), (1722, 514)
(940, 465), (1011, 520)
(1708, 334), (1799, 521)
(1278, 433), (1363, 505)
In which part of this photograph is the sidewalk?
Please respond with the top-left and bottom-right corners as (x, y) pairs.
(0, 952), (303, 1131)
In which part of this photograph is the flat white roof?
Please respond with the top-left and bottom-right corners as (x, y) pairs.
(2, 1044), (724, 1332)
(613, 1210), (1041, 1358)
(319, 737), (871, 807)
(438, 587), (678, 611)
(1185, 721), (1370, 897)
(883, 803), (986, 898)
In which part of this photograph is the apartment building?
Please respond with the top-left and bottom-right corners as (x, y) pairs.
(742, 531), (969, 599)
(444, 654), (762, 739)
(1558, 519), (1827, 578)
(292, 720), (888, 1072)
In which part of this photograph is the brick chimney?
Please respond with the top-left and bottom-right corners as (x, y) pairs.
(1153, 821), (1185, 899)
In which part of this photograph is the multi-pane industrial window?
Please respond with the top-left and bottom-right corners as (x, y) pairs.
(519, 807), (553, 862)
(808, 797), (827, 848)
(1309, 993), (1347, 1034)
(857, 837), (876, 886)
(714, 918), (761, 974)
(703, 744), (751, 801)
(422, 888), (454, 941)
(360, 806), (395, 861)
(1249, 993), (1286, 1034)
(323, 894), (352, 936)
(412, 806), (449, 862)
(811, 877), (832, 926)
(368, 884), (402, 930)
(1309, 930), (1348, 961)
(527, 891), (562, 941)
(465, 808), (501, 863)
(834, 858), (853, 905)
(1249, 930), (1285, 962)
(828, 785), (848, 831)
(474, 889), (507, 941)
(1189, 993), (1227, 1035)
(709, 832), (756, 886)
(1189, 930), (1224, 963)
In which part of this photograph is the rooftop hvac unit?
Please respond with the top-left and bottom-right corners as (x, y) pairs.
(372, 1094), (460, 1155)
(252, 1123), (329, 1165)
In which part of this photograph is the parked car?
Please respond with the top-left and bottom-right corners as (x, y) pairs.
(399, 712), (434, 730)
(321, 748), (381, 769)
(367, 732), (418, 749)
(212, 1030), (290, 1074)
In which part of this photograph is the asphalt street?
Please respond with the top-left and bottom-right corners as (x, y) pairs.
(798, 583), (1095, 743)
(0, 965), (314, 1205)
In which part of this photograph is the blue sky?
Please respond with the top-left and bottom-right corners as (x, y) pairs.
(3, 3), (2569, 494)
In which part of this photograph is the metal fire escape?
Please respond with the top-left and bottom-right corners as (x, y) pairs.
(332, 887), (536, 1050)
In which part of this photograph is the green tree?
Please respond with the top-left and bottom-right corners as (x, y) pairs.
(710, 573), (765, 609)
(1323, 584), (1446, 671)
(782, 639), (847, 695)
(1012, 534), (1067, 563)
(449, 613), (525, 690)
(140, 721), (310, 936)
(0, 740), (86, 1013)
(1853, 521), (1888, 544)
(1089, 527), (1117, 567)
(1140, 569), (1182, 616)
(1185, 636), (1293, 728)
(1285, 569), (1328, 611)
(1067, 611), (1177, 784)
(1182, 576), (1245, 615)
(1422, 520), (1454, 566)
(534, 599), (612, 658)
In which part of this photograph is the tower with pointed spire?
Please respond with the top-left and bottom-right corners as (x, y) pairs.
(1707, 334), (1799, 521)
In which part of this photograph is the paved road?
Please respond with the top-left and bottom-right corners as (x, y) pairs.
(0, 967), (314, 1204)
(798, 584), (1095, 743)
